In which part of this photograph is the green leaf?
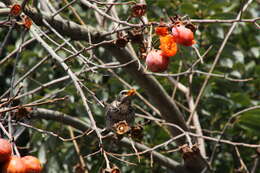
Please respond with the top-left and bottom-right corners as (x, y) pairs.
(180, 3), (196, 14)
(237, 110), (260, 136)
(230, 92), (251, 107)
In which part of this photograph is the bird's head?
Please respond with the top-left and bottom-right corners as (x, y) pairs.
(117, 89), (136, 104)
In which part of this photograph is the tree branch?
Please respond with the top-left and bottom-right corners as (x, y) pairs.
(31, 108), (188, 173)
(21, 5), (206, 172)
(23, 5), (188, 143)
(23, 7), (102, 41)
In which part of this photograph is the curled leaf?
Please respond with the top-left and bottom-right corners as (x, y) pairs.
(113, 121), (131, 135)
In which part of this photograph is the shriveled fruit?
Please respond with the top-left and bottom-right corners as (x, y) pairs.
(0, 139), (12, 163)
(171, 25), (195, 46)
(2, 156), (26, 173)
(145, 49), (169, 72)
(131, 3), (146, 17)
(22, 156), (42, 173)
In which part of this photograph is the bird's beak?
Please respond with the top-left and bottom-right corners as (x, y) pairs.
(126, 89), (136, 96)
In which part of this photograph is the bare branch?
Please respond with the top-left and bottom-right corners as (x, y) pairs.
(30, 108), (186, 172)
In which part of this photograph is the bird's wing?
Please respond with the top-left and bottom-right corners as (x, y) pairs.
(105, 102), (119, 129)
(126, 106), (135, 125)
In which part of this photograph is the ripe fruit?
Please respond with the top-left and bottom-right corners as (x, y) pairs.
(22, 16), (32, 29)
(171, 25), (196, 46)
(10, 4), (21, 16)
(2, 156), (26, 173)
(155, 26), (169, 36)
(0, 139), (12, 163)
(159, 35), (178, 57)
(22, 156), (42, 173)
(145, 49), (169, 72)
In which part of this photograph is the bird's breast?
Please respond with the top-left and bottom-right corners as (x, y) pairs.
(119, 104), (129, 114)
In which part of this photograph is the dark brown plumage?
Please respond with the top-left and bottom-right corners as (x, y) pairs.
(105, 90), (135, 131)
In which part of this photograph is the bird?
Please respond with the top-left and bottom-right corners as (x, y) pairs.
(105, 89), (136, 134)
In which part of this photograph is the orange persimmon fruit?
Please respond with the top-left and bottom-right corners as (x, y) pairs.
(145, 49), (169, 72)
(0, 139), (12, 163)
(159, 35), (178, 57)
(155, 26), (169, 36)
(2, 156), (26, 173)
(22, 156), (42, 173)
(171, 25), (196, 46)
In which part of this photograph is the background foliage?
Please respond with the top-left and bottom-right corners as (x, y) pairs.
(0, 0), (259, 172)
